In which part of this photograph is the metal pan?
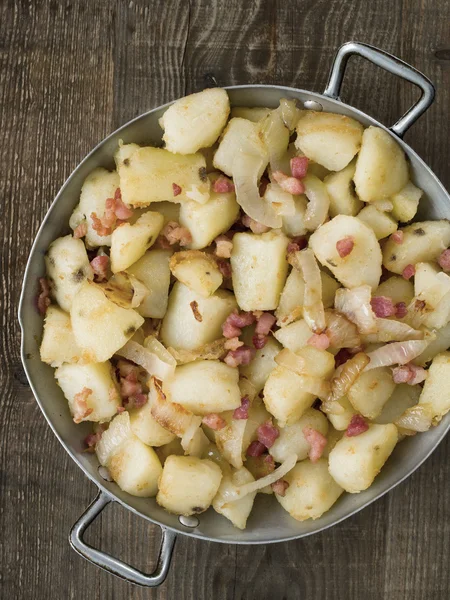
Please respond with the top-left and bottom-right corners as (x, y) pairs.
(19, 41), (450, 587)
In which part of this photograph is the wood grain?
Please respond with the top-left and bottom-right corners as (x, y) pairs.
(1, 0), (449, 598)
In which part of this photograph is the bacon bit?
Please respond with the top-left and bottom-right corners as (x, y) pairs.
(303, 427), (327, 462)
(154, 234), (172, 249)
(290, 156), (309, 179)
(391, 230), (404, 245)
(161, 221), (192, 247)
(125, 393), (148, 409)
(336, 236), (354, 258)
(90, 255), (109, 282)
(272, 170), (305, 195)
(264, 454), (275, 469)
(287, 236), (307, 254)
(73, 221), (87, 239)
(307, 333), (330, 350)
(394, 302), (407, 319)
(241, 214), (271, 234)
(392, 364), (428, 385)
(172, 183), (182, 197)
(216, 258), (232, 278)
(37, 277), (51, 315)
(91, 190), (133, 236)
(346, 414), (369, 437)
(73, 387), (93, 424)
(113, 188), (134, 219)
(334, 348), (352, 368)
(255, 312), (276, 335)
(246, 440), (266, 457)
(213, 176), (235, 193)
(190, 300), (203, 322)
(272, 479), (290, 496)
(202, 413), (227, 430)
(120, 375), (143, 399)
(259, 177), (269, 196)
(402, 264), (416, 280)
(371, 296), (396, 318)
(257, 420), (280, 449)
(214, 235), (233, 258)
(224, 346), (256, 367)
(224, 337), (244, 351)
(117, 359), (140, 379)
(91, 212), (112, 237)
(438, 249), (450, 272)
(116, 406), (126, 413)
(222, 311), (256, 338)
(233, 396), (250, 420)
(253, 334), (268, 350)
(84, 431), (102, 449)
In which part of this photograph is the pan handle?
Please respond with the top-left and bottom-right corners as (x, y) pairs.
(69, 491), (177, 587)
(323, 41), (435, 138)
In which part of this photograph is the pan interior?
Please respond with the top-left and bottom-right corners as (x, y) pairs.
(20, 85), (450, 544)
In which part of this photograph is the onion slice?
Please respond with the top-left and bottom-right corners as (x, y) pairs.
(233, 150), (282, 228)
(364, 318), (424, 343)
(335, 285), (377, 334)
(99, 272), (149, 309)
(149, 377), (195, 437)
(325, 310), (361, 349)
(167, 338), (227, 364)
(279, 98), (303, 131)
(181, 418), (209, 457)
(323, 352), (370, 409)
(215, 414), (248, 469)
(220, 454), (297, 503)
(365, 340), (430, 371)
(303, 174), (330, 232)
(116, 338), (176, 380)
(395, 402), (435, 433)
(259, 108), (290, 172)
(290, 248), (326, 333)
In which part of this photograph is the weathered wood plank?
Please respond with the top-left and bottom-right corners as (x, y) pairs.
(1, 1), (449, 599)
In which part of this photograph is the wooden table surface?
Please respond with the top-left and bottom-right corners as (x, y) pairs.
(2, 1), (450, 598)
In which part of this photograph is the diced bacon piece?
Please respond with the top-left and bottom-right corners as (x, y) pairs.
(224, 337), (244, 351)
(371, 296), (396, 318)
(91, 212), (113, 237)
(224, 346), (256, 367)
(161, 221), (192, 247)
(125, 393), (148, 409)
(334, 348), (352, 368)
(391, 230), (404, 245)
(392, 363), (428, 385)
(90, 255), (109, 282)
(214, 235), (233, 258)
(116, 406), (126, 413)
(246, 440), (266, 457)
(113, 200), (133, 221)
(172, 183), (182, 197)
(257, 420), (280, 448)
(287, 236), (307, 254)
(336, 236), (354, 258)
(402, 264), (416, 280)
(233, 396), (250, 420)
(252, 334), (267, 350)
(346, 414), (369, 437)
(73, 387), (93, 424)
(216, 258), (232, 278)
(395, 302), (408, 319)
(272, 170), (305, 195)
(84, 431), (102, 449)
(303, 427), (327, 463)
(120, 376), (143, 399)
(202, 413), (227, 430)
(307, 333), (330, 350)
(154, 234), (172, 249)
(222, 311), (256, 338)
(271, 479), (290, 496)
(438, 249), (450, 272)
(213, 176), (235, 193)
(290, 156), (309, 179)
(255, 312), (276, 335)
(241, 214), (271, 234)
(73, 221), (87, 239)
(264, 454), (275, 469)
(117, 359), (140, 379)
(37, 277), (51, 315)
